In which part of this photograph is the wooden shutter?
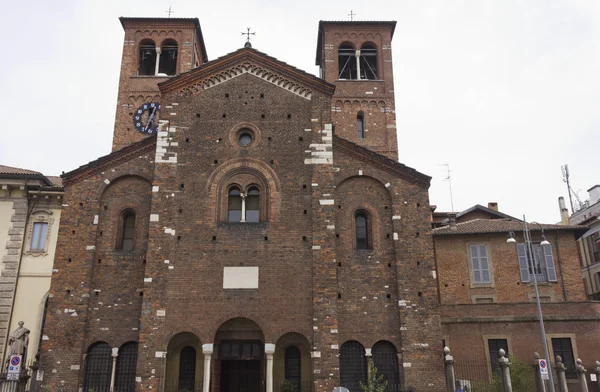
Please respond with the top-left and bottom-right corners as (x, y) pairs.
(542, 244), (558, 282)
(517, 244), (531, 282)
(470, 245), (490, 284)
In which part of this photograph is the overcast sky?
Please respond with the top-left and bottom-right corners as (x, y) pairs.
(1, 0), (598, 224)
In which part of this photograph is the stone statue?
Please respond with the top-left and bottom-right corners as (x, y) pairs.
(8, 321), (29, 358)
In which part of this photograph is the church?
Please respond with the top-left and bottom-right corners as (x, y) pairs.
(39, 17), (444, 392)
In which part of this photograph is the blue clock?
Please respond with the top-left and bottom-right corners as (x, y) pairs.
(133, 102), (161, 134)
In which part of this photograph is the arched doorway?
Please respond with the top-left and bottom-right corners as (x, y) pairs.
(213, 318), (265, 392)
(165, 332), (203, 392)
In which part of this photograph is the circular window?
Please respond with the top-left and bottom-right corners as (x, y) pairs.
(238, 132), (253, 146)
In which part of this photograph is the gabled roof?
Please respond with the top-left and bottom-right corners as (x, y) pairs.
(62, 135), (156, 186)
(315, 20), (397, 66)
(333, 135), (431, 188)
(433, 218), (587, 237)
(119, 17), (208, 63)
(457, 204), (517, 220)
(158, 47), (335, 97)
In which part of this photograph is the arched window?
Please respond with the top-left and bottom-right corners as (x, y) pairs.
(83, 342), (112, 392)
(285, 346), (301, 390)
(159, 39), (178, 76)
(355, 211), (370, 250)
(340, 341), (367, 392)
(228, 188), (243, 222)
(115, 342), (138, 392)
(338, 42), (357, 80)
(138, 39), (157, 76)
(372, 341), (401, 392)
(360, 43), (378, 80)
(246, 187), (260, 223)
(178, 346), (196, 391)
(357, 111), (365, 139)
(118, 212), (136, 251)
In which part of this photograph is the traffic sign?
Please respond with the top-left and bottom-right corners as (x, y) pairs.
(539, 358), (549, 380)
(7, 354), (21, 380)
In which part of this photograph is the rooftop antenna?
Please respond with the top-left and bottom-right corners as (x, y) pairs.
(561, 164), (583, 213)
(348, 10), (356, 21)
(441, 163), (455, 212)
(165, 6), (174, 18)
(241, 27), (256, 48)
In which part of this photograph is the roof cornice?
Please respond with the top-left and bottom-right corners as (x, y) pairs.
(333, 135), (431, 188)
(62, 136), (156, 187)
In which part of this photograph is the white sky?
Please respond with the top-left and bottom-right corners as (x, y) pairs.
(1, 0), (598, 224)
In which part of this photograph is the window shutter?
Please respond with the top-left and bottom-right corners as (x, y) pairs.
(543, 244), (558, 282)
(470, 245), (490, 284)
(517, 244), (531, 282)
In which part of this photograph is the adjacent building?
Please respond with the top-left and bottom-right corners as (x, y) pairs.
(432, 205), (600, 390)
(0, 166), (63, 365)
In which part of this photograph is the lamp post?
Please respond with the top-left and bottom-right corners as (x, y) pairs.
(507, 215), (555, 392)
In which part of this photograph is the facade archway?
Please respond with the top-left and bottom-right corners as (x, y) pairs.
(273, 332), (311, 392)
(213, 317), (265, 392)
(165, 332), (203, 392)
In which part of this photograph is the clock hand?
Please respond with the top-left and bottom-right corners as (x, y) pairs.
(145, 107), (157, 132)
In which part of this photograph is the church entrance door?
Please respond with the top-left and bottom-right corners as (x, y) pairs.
(218, 339), (263, 392)
(220, 360), (261, 392)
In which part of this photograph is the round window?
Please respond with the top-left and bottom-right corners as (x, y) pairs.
(238, 132), (253, 146)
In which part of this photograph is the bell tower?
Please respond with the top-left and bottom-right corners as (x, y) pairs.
(112, 17), (208, 151)
(316, 21), (398, 159)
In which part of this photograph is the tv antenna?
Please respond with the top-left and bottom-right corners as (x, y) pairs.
(561, 164), (583, 213)
(441, 163), (455, 212)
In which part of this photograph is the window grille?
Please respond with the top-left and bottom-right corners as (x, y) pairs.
(178, 346), (197, 390)
(115, 342), (138, 392)
(487, 339), (508, 375)
(340, 341), (367, 392)
(284, 346), (301, 390)
(552, 338), (576, 379)
(372, 341), (401, 392)
(83, 342), (112, 392)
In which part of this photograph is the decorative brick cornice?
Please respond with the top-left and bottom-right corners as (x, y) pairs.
(333, 135), (431, 188)
(62, 136), (157, 187)
(159, 48), (335, 97)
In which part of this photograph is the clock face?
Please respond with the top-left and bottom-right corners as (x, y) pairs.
(133, 102), (161, 135)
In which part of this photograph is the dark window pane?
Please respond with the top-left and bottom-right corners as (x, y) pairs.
(488, 339), (508, 375)
(372, 341), (401, 392)
(229, 188), (242, 222)
(115, 342), (138, 392)
(356, 213), (369, 250)
(357, 113), (365, 139)
(285, 346), (302, 389)
(84, 342), (112, 392)
(139, 40), (157, 76)
(340, 341), (367, 392)
(338, 44), (357, 80)
(552, 338), (576, 379)
(158, 40), (178, 76)
(228, 210), (242, 222)
(246, 210), (259, 223)
(121, 213), (135, 251)
(179, 346), (196, 390)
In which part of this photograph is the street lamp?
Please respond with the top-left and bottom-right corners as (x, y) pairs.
(506, 215), (556, 392)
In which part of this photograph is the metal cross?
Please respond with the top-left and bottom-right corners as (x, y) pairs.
(165, 6), (174, 18)
(241, 27), (256, 43)
(348, 10), (356, 21)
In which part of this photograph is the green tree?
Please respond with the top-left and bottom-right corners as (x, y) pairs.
(488, 355), (535, 392)
(360, 360), (388, 392)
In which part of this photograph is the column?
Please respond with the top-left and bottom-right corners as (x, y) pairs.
(265, 343), (275, 392)
(355, 49), (361, 80)
(110, 347), (119, 392)
(240, 193), (247, 223)
(154, 47), (162, 76)
(202, 344), (213, 392)
(365, 348), (372, 379)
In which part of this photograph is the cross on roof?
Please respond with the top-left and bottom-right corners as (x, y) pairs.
(348, 10), (356, 21)
(165, 6), (174, 18)
(242, 27), (256, 43)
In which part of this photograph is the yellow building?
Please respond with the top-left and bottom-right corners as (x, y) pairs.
(0, 165), (62, 364)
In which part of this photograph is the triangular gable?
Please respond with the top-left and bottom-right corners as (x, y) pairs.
(457, 204), (517, 221)
(61, 136), (156, 186)
(333, 135), (431, 188)
(159, 47), (335, 100)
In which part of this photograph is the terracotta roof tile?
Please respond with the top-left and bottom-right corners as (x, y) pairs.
(0, 165), (42, 176)
(432, 218), (586, 235)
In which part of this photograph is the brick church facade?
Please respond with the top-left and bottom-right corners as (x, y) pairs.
(39, 18), (445, 392)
